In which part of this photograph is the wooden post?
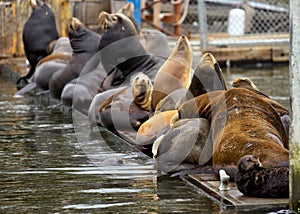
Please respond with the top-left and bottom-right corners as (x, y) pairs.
(289, 0), (300, 212)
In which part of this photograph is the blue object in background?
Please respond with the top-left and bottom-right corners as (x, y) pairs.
(127, 0), (141, 29)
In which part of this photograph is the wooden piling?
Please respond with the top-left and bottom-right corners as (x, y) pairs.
(289, 0), (300, 212)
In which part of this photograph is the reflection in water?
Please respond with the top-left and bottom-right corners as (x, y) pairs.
(0, 65), (290, 213)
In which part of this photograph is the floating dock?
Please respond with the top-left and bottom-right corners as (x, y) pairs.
(0, 58), (289, 212)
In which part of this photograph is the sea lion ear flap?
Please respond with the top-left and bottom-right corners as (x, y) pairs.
(118, 2), (134, 17)
(30, 0), (37, 9)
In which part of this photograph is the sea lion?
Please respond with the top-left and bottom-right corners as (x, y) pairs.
(60, 2), (139, 109)
(152, 118), (211, 173)
(175, 88), (289, 179)
(88, 87), (127, 128)
(97, 11), (164, 91)
(136, 110), (178, 146)
(151, 35), (193, 111)
(235, 155), (289, 198)
(154, 52), (226, 114)
(17, 0), (59, 89)
(232, 77), (290, 141)
(97, 73), (153, 132)
(49, 17), (101, 100)
(177, 52), (227, 106)
(140, 29), (171, 58)
(131, 72), (153, 111)
(34, 37), (72, 90)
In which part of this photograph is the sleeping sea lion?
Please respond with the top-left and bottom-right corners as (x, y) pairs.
(235, 155), (289, 198)
(175, 88), (289, 179)
(17, 0), (59, 89)
(135, 110), (178, 146)
(151, 35), (193, 111)
(232, 77), (290, 141)
(152, 118), (211, 173)
(49, 17), (101, 100)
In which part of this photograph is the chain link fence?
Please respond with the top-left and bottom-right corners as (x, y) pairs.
(181, 0), (289, 34)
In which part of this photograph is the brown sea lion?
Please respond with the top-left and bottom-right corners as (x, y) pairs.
(175, 88), (289, 179)
(235, 155), (289, 198)
(151, 35), (193, 111)
(232, 77), (290, 142)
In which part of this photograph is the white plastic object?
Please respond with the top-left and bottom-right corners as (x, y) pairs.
(219, 169), (230, 191)
(227, 8), (246, 36)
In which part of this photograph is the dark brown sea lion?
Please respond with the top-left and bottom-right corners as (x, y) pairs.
(151, 35), (193, 111)
(49, 17), (101, 100)
(17, 0), (59, 89)
(88, 87), (127, 128)
(235, 155), (289, 198)
(175, 88), (289, 179)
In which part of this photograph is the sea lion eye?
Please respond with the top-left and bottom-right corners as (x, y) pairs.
(112, 16), (118, 22)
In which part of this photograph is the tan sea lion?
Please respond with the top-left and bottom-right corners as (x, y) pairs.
(151, 35), (192, 111)
(136, 110), (178, 146)
(175, 88), (289, 179)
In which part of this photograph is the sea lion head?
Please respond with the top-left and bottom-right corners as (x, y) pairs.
(184, 52), (226, 100)
(232, 78), (259, 91)
(237, 155), (262, 172)
(30, 0), (44, 10)
(131, 72), (153, 111)
(69, 17), (85, 36)
(170, 35), (193, 67)
(98, 10), (138, 49)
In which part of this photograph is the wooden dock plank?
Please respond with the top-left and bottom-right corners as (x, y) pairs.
(184, 174), (289, 210)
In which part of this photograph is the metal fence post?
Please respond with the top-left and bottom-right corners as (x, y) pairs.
(289, 0), (300, 212)
(197, 0), (208, 51)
